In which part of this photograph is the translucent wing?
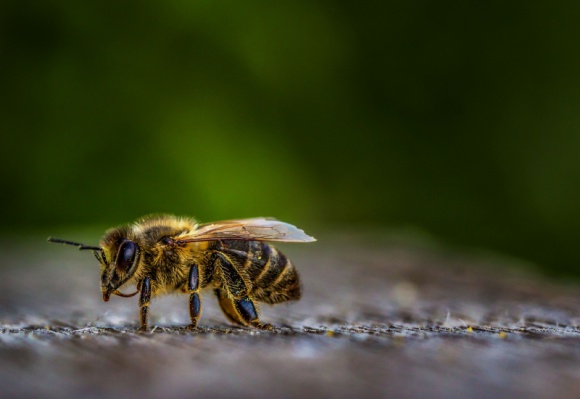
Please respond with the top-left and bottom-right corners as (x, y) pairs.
(177, 218), (316, 243)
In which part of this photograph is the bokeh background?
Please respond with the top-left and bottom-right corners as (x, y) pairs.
(2, 1), (580, 276)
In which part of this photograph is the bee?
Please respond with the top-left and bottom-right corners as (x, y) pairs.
(48, 215), (315, 331)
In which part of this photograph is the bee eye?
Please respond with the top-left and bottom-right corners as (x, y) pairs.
(116, 240), (137, 272)
(160, 237), (174, 245)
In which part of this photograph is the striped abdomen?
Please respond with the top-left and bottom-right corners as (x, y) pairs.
(219, 240), (301, 304)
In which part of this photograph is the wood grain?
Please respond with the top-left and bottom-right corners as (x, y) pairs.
(1, 235), (580, 399)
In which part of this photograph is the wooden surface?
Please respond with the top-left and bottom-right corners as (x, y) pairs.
(1, 234), (580, 399)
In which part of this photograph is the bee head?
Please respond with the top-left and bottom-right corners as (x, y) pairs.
(48, 227), (141, 302)
(98, 226), (141, 301)
(48, 234), (139, 302)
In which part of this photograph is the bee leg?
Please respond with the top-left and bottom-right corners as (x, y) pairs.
(215, 289), (273, 331)
(138, 276), (151, 332)
(186, 263), (202, 331)
(235, 297), (273, 330)
(214, 288), (242, 325)
(215, 252), (250, 299)
(187, 293), (201, 330)
(214, 253), (271, 329)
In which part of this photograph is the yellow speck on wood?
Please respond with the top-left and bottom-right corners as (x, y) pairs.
(467, 326), (473, 333)
(326, 330), (335, 337)
(498, 331), (507, 339)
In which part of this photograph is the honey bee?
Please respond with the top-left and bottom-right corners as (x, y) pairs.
(48, 215), (315, 331)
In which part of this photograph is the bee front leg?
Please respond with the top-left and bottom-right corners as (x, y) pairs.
(186, 263), (202, 330)
(138, 276), (151, 331)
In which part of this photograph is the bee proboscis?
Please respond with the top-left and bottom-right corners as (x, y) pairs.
(48, 215), (316, 331)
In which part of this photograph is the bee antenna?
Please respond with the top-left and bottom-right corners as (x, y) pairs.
(47, 237), (101, 251)
(79, 245), (102, 251)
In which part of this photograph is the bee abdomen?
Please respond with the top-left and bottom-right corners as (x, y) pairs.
(243, 241), (270, 280)
(220, 240), (301, 304)
(253, 246), (287, 289)
(250, 243), (301, 304)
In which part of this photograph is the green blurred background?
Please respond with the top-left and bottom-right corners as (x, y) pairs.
(2, 1), (580, 276)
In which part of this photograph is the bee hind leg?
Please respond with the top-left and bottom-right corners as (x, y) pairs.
(214, 289), (273, 331)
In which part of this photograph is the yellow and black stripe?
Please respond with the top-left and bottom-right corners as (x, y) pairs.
(219, 240), (301, 304)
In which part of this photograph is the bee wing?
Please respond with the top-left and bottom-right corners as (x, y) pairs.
(178, 218), (316, 243)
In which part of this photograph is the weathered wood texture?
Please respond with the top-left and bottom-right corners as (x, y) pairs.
(1, 235), (580, 399)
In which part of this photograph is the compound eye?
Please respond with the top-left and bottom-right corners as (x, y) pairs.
(160, 237), (174, 245)
(116, 240), (137, 272)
